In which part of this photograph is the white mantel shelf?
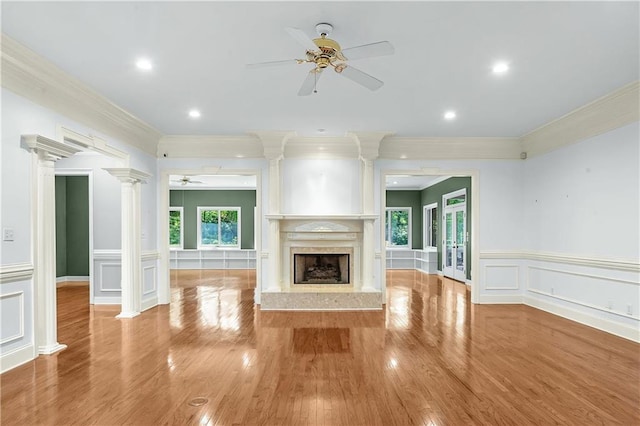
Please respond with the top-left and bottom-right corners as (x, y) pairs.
(265, 214), (378, 221)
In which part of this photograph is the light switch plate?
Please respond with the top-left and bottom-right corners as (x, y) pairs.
(3, 228), (15, 241)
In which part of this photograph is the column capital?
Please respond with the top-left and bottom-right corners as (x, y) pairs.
(348, 131), (393, 160)
(104, 168), (151, 184)
(250, 130), (296, 160)
(22, 134), (82, 160)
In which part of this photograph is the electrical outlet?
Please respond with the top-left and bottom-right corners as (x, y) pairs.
(2, 228), (14, 241)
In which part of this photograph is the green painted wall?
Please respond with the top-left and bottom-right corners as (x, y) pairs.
(421, 177), (471, 279)
(385, 190), (423, 249)
(170, 190), (256, 249)
(55, 177), (67, 277)
(55, 176), (89, 277)
(66, 177), (90, 276)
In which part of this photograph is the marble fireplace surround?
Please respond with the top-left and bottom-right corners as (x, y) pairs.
(261, 215), (382, 310)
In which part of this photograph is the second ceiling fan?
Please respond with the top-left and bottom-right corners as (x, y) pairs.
(247, 23), (394, 96)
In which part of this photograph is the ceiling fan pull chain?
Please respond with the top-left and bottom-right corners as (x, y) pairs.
(313, 71), (318, 94)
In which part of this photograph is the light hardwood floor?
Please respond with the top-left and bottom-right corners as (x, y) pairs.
(1, 270), (639, 425)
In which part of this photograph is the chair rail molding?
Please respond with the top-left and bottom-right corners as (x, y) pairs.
(0, 263), (34, 284)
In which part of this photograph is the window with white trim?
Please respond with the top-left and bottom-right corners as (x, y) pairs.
(423, 203), (437, 248)
(385, 208), (411, 248)
(169, 207), (183, 249)
(197, 207), (241, 249)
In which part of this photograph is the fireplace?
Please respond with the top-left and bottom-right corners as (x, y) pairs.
(294, 253), (350, 284)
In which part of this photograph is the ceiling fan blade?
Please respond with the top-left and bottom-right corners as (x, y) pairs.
(285, 27), (318, 52)
(298, 69), (322, 96)
(246, 59), (298, 69)
(338, 65), (384, 91)
(341, 41), (394, 61)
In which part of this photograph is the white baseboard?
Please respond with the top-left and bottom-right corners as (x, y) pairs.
(56, 276), (90, 287)
(1, 344), (35, 373)
(141, 297), (158, 312)
(524, 294), (640, 343)
(477, 294), (524, 304)
(93, 296), (121, 305)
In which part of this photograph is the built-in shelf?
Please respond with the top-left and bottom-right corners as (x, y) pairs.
(386, 249), (437, 274)
(170, 249), (257, 270)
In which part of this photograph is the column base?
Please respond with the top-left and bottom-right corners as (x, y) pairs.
(116, 311), (140, 319)
(38, 343), (67, 355)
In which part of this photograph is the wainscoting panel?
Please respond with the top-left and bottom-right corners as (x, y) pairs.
(484, 265), (520, 290)
(0, 292), (24, 345)
(0, 264), (35, 373)
(93, 250), (120, 304)
(99, 264), (122, 292)
(141, 251), (159, 311)
(527, 265), (639, 320)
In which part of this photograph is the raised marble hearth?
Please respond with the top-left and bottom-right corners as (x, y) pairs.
(260, 290), (382, 310)
(263, 214), (382, 310)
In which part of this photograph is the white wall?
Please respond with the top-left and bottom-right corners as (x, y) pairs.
(0, 88), (160, 371)
(281, 159), (361, 215)
(522, 122), (640, 341)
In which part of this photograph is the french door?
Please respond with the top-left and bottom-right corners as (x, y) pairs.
(443, 191), (466, 282)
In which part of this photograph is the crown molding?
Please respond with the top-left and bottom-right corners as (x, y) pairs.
(379, 137), (522, 160)
(158, 135), (263, 158)
(104, 168), (152, 184)
(284, 136), (359, 159)
(521, 81), (640, 158)
(1, 34), (162, 156)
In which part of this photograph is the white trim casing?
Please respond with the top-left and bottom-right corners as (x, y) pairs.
(0, 344), (36, 374)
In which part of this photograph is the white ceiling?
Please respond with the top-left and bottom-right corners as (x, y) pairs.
(2, 2), (638, 138)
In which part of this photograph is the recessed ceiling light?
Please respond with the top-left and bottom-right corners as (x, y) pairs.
(188, 109), (201, 119)
(444, 110), (456, 120)
(492, 61), (509, 74)
(135, 58), (153, 71)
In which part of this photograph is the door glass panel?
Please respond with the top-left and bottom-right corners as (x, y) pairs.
(456, 210), (465, 272)
(446, 194), (466, 206)
(445, 212), (453, 268)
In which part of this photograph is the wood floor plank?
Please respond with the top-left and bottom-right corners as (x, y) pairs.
(1, 270), (639, 425)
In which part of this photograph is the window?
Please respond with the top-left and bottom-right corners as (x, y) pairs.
(385, 208), (411, 248)
(423, 203), (437, 248)
(169, 207), (183, 249)
(197, 207), (240, 248)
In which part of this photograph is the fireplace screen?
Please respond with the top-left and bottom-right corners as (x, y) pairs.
(293, 254), (350, 284)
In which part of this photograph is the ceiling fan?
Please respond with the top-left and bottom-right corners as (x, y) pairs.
(247, 23), (394, 96)
(171, 176), (204, 186)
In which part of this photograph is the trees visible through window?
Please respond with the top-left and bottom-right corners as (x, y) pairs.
(169, 207), (183, 249)
(385, 208), (411, 248)
(198, 207), (240, 248)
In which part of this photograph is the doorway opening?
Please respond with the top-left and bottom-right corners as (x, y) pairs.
(381, 169), (479, 304)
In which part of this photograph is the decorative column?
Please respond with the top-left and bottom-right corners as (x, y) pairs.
(105, 168), (150, 318)
(23, 135), (82, 355)
(351, 132), (390, 292)
(253, 131), (293, 292)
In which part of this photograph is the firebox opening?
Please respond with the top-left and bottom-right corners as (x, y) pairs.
(293, 253), (350, 284)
